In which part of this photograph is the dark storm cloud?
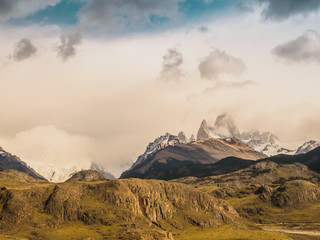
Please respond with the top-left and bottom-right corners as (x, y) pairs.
(57, 32), (82, 61)
(78, 0), (181, 31)
(13, 39), (37, 61)
(259, 0), (320, 21)
(158, 48), (184, 82)
(199, 26), (210, 33)
(235, 1), (253, 12)
(198, 49), (246, 81)
(0, 0), (60, 22)
(273, 30), (320, 63)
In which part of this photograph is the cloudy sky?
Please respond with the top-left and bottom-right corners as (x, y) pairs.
(1, 0), (320, 176)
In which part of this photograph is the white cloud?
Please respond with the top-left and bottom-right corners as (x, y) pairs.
(158, 48), (184, 82)
(273, 30), (320, 63)
(198, 49), (246, 80)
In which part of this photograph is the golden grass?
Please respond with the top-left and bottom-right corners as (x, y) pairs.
(162, 224), (292, 240)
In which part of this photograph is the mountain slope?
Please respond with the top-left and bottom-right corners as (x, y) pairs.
(173, 157), (320, 226)
(134, 132), (194, 169)
(295, 140), (320, 155)
(0, 147), (46, 180)
(121, 137), (266, 180)
(264, 146), (320, 173)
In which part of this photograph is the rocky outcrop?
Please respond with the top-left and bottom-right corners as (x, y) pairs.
(271, 180), (320, 207)
(66, 170), (107, 182)
(0, 176), (240, 239)
(197, 120), (214, 140)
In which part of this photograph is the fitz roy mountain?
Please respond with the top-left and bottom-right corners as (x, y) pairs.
(122, 113), (320, 180)
(197, 113), (296, 156)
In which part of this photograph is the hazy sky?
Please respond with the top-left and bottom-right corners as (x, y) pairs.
(1, 0), (320, 176)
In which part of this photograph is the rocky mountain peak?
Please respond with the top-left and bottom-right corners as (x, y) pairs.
(197, 119), (214, 140)
(178, 131), (187, 143)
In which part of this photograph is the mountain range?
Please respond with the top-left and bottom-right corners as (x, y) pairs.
(121, 113), (320, 180)
(1, 115), (320, 239)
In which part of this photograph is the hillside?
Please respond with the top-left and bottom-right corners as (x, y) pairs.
(172, 158), (320, 235)
(0, 171), (242, 240)
(121, 137), (266, 180)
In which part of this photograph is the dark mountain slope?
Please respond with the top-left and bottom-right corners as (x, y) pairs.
(0, 147), (46, 180)
(261, 146), (320, 173)
(121, 137), (266, 179)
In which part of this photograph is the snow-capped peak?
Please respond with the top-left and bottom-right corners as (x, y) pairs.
(132, 132), (194, 168)
(196, 114), (297, 157)
(295, 140), (320, 155)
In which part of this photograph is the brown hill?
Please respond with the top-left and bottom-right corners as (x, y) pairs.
(121, 137), (266, 180)
(66, 170), (106, 182)
(173, 159), (320, 225)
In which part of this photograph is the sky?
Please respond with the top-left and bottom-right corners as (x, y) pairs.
(1, 0), (320, 177)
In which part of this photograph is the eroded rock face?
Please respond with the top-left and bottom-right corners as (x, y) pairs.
(44, 179), (239, 226)
(197, 120), (214, 140)
(0, 177), (240, 239)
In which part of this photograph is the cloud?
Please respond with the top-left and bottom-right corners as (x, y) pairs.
(204, 80), (257, 93)
(199, 26), (210, 33)
(0, 0), (60, 22)
(235, 1), (253, 12)
(198, 49), (246, 80)
(12, 38), (37, 61)
(57, 32), (82, 61)
(78, 0), (181, 31)
(272, 30), (320, 63)
(158, 48), (184, 82)
(259, 0), (320, 21)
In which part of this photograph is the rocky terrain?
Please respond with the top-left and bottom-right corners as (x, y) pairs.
(1, 147), (320, 239)
(0, 170), (240, 240)
(172, 155), (320, 228)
